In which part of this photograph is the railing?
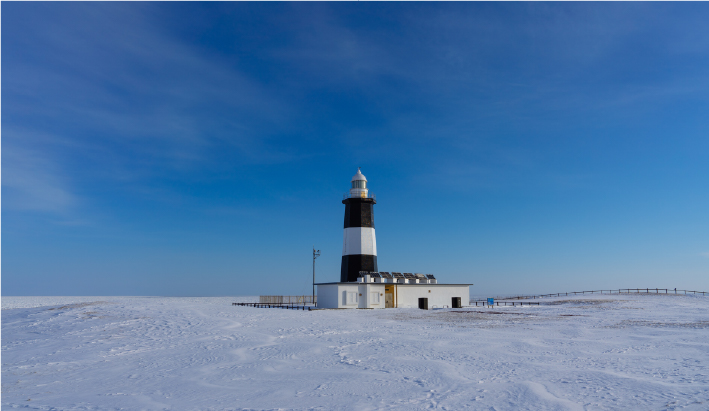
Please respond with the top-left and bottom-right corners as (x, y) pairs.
(343, 192), (376, 201)
(234, 302), (312, 311)
(471, 301), (540, 307)
(471, 288), (707, 303)
(259, 295), (317, 304)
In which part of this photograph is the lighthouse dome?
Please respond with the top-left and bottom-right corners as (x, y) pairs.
(351, 168), (367, 182)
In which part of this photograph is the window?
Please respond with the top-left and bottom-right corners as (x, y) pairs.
(352, 180), (367, 189)
(370, 292), (380, 304)
(347, 291), (358, 305)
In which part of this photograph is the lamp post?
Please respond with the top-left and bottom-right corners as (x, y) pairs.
(313, 246), (320, 305)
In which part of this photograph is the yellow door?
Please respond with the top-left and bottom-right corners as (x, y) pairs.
(385, 285), (394, 308)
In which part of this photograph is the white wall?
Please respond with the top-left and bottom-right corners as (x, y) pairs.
(395, 285), (469, 309)
(316, 284), (341, 309)
(317, 283), (386, 309)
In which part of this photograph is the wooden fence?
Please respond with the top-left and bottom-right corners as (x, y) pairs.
(259, 295), (317, 304)
(473, 301), (540, 307)
(472, 288), (707, 303)
(233, 302), (312, 310)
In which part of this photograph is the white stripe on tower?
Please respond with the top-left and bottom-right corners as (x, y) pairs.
(342, 227), (377, 256)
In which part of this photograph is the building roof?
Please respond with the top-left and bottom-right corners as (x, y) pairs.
(351, 167), (367, 182)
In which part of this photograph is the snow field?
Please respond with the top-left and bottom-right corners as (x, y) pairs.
(2, 294), (708, 410)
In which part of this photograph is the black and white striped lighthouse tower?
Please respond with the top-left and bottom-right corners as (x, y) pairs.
(341, 168), (378, 282)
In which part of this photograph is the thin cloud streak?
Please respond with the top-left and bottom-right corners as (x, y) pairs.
(3, 3), (296, 179)
(2, 143), (77, 213)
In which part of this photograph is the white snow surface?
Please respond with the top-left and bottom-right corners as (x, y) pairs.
(2, 294), (708, 410)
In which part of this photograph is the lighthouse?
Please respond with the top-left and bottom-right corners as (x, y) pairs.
(341, 168), (378, 282)
(315, 168), (472, 309)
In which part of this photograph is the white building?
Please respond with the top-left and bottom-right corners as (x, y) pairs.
(317, 274), (471, 309)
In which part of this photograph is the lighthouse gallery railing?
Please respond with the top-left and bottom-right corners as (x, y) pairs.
(343, 192), (376, 201)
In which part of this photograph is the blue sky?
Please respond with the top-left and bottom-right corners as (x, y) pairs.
(2, 2), (708, 297)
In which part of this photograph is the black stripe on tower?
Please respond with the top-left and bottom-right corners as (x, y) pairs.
(341, 255), (379, 283)
(343, 197), (376, 228)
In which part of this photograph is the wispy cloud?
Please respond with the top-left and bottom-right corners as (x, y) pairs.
(2, 140), (77, 213)
(3, 3), (317, 215)
(3, 3), (296, 178)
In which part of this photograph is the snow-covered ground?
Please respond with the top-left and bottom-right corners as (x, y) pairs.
(2, 294), (708, 410)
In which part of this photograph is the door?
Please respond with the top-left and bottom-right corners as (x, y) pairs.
(385, 285), (394, 308)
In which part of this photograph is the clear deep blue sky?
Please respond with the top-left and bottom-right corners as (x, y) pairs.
(2, 2), (708, 297)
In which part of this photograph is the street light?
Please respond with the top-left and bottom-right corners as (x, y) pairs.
(313, 246), (321, 305)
